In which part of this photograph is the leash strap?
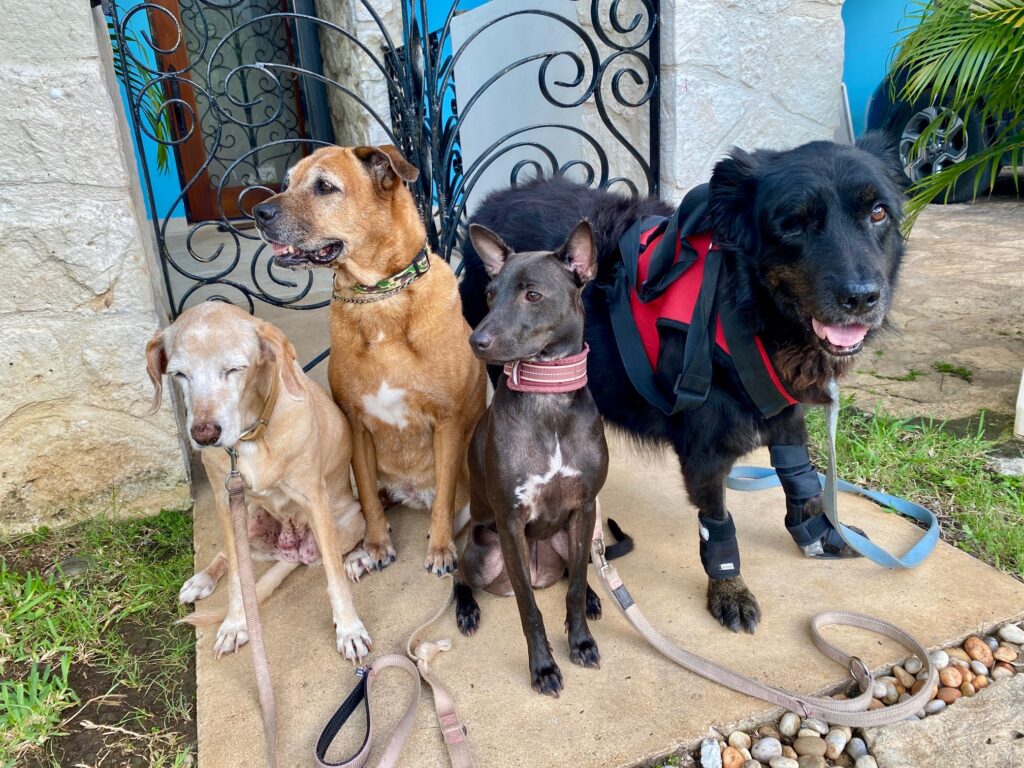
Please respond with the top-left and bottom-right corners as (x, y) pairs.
(226, 470), (279, 768)
(591, 520), (939, 727)
(726, 379), (940, 568)
(316, 576), (475, 768)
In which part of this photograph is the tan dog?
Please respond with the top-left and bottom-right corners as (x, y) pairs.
(252, 145), (487, 576)
(146, 302), (372, 661)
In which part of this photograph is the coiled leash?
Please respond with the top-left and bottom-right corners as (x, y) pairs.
(727, 380), (940, 568)
(590, 514), (940, 727)
(315, 574), (475, 768)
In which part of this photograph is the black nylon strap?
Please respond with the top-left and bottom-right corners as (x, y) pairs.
(316, 672), (371, 766)
(698, 513), (741, 580)
(769, 444), (821, 503)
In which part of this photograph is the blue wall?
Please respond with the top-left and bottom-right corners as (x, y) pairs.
(842, 1), (919, 136)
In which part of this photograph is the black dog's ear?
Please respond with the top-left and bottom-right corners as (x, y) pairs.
(469, 224), (513, 278)
(855, 131), (907, 189)
(708, 148), (759, 252)
(555, 219), (597, 284)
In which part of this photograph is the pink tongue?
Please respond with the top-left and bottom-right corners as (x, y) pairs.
(270, 243), (289, 256)
(812, 319), (868, 348)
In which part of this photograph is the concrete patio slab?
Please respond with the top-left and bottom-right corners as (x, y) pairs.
(191, 440), (1024, 768)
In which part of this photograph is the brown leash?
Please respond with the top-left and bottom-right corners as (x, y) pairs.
(590, 504), (939, 727)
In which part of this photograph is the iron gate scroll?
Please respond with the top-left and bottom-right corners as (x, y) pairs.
(106, 0), (659, 367)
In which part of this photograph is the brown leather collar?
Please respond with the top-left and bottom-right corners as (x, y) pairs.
(237, 364), (280, 443)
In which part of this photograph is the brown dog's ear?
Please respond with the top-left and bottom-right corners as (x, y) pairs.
(353, 144), (419, 192)
(145, 331), (167, 415)
(257, 322), (305, 401)
(469, 224), (513, 278)
(555, 219), (597, 284)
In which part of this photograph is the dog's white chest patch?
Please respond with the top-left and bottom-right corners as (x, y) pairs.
(514, 437), (580, 520)
(361, 381), (409, 429)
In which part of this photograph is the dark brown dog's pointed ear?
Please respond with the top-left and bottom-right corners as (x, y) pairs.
(555, 219), (597, 284)
(145, 331), (167, 415)
(353, 144), (419, 191)
(469, 223), (512, 278)
(709, 147), (759, 253)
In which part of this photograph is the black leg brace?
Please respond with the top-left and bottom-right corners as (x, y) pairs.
(698, 513), (740, 579)
(769, 444), (865, 558)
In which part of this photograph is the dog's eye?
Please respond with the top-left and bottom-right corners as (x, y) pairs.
(485, 289), (495, 307)
(315, 178), (337, 195)
(525, 290), (542, 303)
(870, 204), (887, 223)
(224, 367), (246, 377)
(172, 371), (188, 381)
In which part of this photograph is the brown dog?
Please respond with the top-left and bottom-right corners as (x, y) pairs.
(252, 145), (487, 576)
(146, 303), (372, 661)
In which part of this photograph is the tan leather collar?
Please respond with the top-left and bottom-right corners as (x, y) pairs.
(237, 364), (280, 443)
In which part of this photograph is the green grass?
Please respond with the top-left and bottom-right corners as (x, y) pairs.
(806, 406), (1024, 577)
(0, 508), (195, 767)
(932, 361), (974, 383)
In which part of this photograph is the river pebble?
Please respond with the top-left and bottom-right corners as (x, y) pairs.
(924, 699), (946, 714)
(751, 737), (782, 763)
(855, 757), (879, 768)
(997, 623), (1024, 644)
(778, 712), (801, 739)
(994, 644), (1018, 663)
(902, 656), (922, 674)
(928, 649), (949, 669)
(728, 732), (752, 751)
(970, 659), (990, 676)
(722, 746), (744, 768)
(824, 729), (848, 760)
(768, 758), (798, 768)
(792, 736), (826, 757)
(965, 636), (994, 667)
(845, 737), (868, 760)
(700, 738), (723, 768)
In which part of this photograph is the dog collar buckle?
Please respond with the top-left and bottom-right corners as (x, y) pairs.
(508, 360), (522, 387)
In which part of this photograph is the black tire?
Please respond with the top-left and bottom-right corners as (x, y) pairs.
(874, 90), (989, 204)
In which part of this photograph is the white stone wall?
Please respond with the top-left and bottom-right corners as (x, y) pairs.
(0, 2), (191, 533)
(659, 0), (846, 201)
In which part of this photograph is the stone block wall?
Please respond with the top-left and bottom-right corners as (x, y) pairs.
(0, 2), (191, 533)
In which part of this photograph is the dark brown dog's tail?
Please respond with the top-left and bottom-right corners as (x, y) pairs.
(603, 518), (634, 561)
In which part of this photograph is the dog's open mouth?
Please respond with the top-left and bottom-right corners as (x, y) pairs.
(811, 318), (870, 357)
(268, 241), (344, 269)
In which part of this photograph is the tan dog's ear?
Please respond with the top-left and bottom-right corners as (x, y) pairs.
(257, 322), (305, 401)
(146, 331), (167, 415)
(353, 144), (420, 192)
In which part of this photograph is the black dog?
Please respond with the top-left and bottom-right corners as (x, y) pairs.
(459, 136), (905, 634)
(454, 221), (609, 696)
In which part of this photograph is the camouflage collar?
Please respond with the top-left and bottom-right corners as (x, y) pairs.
(333, 247), (431, 304)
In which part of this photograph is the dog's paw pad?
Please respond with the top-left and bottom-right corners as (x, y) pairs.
(336, 622), (372, 663)
(456, 602), (480, 636)
(585, 586), (602, 620)
(364, 538), (397, 570)
(424, 543), (458, 577)
(179, 572), (218, 604)
(569, 638), (601, 669)
(707, 577), (761, 634)
(344, 547), (376, 582)
(530, 661), (564, 697)
(213, 617), (248, 658)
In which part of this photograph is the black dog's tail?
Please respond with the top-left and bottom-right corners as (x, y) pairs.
(603, 517), (634, 561)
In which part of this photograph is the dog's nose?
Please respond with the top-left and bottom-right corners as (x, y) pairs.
(838, 282), (880, 315)
(253, 202), (278, 225)
(470, 330), (493, 352)
(191, 421), (222, 446)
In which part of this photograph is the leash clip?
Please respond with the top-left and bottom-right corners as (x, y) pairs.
(354, 664), (371, 679)
(848, 656), (870, 690)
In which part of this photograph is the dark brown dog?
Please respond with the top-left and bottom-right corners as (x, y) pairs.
(252, 145), (487, 577)
(454, 221), (609, 696)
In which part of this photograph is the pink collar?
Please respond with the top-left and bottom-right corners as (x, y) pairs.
(503, 344), (589, 394)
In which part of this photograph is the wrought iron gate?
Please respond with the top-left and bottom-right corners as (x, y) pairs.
(105, 0), (659, 367)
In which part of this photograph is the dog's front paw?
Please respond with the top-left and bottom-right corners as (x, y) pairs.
(213, 616), (249, 658)
(363, 535), (397, 570)
(585, 584), (602, 620)
(454, 583), (480, 636)
(424, 541), (458, 576)
(335, 620), (372, 663)
(530, 658), (564, 697)
(569, 636), (600, 669)
(344, 547), (376, 582)
(707, 576), (761, 634)
(179, 572), (218, 604)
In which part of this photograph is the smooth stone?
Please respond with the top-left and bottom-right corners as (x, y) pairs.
(994, 644), (1019, 662)
(845, 737), (868, 759)
(984, 635), (1000, 651)
(833, 726), (852, 741)
(928, 649), (949, 670)
(855, 758), (879, 768)
(897, 692), (911, 703)
(742, 762), (762, 768)
(910, 679), (937, 698)
(945, 646), (971, 663)
(974, 674), (990, 689)
(700, 738), (723, 768)
(751, 737), (783, 763)
(892, 665), (915, 689)
(796, 729), (818, 740)
(903, 656), (923, 674)
(768, 758), (798, 768)
(991, 662), (1015, 680)
(800, 718), (828, 736)
(722, 746), (745, 768)
(924, 699), (946, 714)
(997, 623), (1024, 644)
(871, 681), (887, 699)
(792, 736), (826, 757)
(868, 698), (885, 710)
(950, 657), (970, 671)
(938, 667), (963, 688)
(797, 757), (826, 768)
(834, 756), (854, 768)
(778, 712), (801, 739)
(970, 659), (990, 676)
(729, 732), (752, 751)
(960, 681), (976, 697)
(936, 687), (961, 704)
(964, 636), (994, 666)
(824, 729), (849, 760)
(756, 726), (782, 741)
(740, 748), (752, 760)
(782, 747), (798, 760)
(882, 681), (900, 705)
